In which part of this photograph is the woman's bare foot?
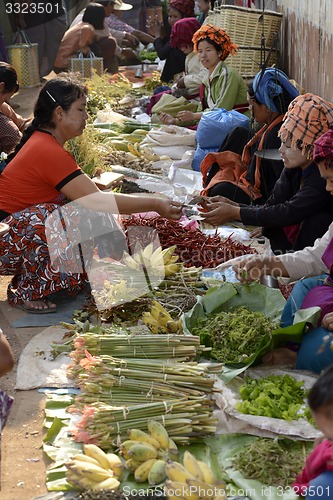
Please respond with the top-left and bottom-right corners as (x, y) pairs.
(14, 298), (57, 314)
(262, 348), (297, 366)
(159, 112), (177, 125)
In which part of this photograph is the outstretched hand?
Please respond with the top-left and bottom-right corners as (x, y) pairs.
(154, 198), (183, 220)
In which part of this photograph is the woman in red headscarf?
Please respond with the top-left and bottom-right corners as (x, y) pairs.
(151, 0), (195, 82)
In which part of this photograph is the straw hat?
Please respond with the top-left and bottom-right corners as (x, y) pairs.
(114, 0), (133, 10)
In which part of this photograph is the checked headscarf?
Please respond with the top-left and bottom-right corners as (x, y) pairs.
(170, 17), (201, 49)
(279, 93), (333, 159)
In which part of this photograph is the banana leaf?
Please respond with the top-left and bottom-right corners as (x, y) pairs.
(183, 282), (321, 381)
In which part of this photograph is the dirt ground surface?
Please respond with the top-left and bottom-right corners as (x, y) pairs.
(1, 84), (51, 500)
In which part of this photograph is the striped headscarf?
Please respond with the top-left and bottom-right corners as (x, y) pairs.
(192, 24), (238, 61)
(170, 17), (201, 49)
(279, 93), (333, 159)
(169, 0), (195, 18)
(313, 128), (333, 164)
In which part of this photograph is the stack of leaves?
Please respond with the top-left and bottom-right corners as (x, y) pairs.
(235, 374), (312, 421)
(232, 437), (310, 487)
(191, 307), (275, 364)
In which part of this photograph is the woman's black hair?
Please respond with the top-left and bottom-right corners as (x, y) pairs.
(197, 36), (222, 54)
(7, 73), (88, 162)
(83, 3), (106, 30)
(308, 364), (333, 411)
(0, 62), (19, 94)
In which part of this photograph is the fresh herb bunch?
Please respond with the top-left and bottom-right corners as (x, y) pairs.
(139, 49), (158, 62)
(232, 438), (310, 487)
(236, 374), (311, 421)
(192, 306), (274, 363)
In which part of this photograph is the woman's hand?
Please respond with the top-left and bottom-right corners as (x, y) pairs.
(123, 32), (139, 48)
(177, 110), (195, 122)
(153, 198), (183, 220)
(202, 196), (239, 207)
(147, 17), (164, 38)
(176, 77), (186, 89)
(233, 255), (289, 282)
(159, 112), (177, 125)
(321, 312), (333, 331)
(199, 201), (240, 226)
(250, 227), (263, 239)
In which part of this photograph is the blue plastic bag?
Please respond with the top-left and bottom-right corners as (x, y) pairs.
(192, 145), (218, 172)
(196, 108), (249, 149)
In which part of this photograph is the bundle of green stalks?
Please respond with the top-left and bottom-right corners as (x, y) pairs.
(70, 355), (221, 405)
(69, 332), (210, 367)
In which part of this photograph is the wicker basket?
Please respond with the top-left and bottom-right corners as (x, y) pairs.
(207, 5), (282, 47)
(227, 46), (278, 78)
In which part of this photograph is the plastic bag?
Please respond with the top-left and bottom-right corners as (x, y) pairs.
(196, 108), (249, 149)
(192, 145), (218, 172)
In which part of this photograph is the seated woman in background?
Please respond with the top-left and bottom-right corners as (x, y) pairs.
(196, 0), (212, 24)
(201, 68), (299, 204)
(152, 0), (194, 83)
(200, 93), (333, 255)
(54, 3), (118, 74)
(0, 62), (31, 155)
(159, 24), (248, 126)
(233, 128), (333, 375)
(0, 74), (182, 314)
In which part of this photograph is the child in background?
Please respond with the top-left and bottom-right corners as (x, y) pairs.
(169, 17), (208, 99)
(292, 365), (333, 499)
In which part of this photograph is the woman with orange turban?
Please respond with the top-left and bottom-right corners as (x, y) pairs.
(159, 24), (248, 125)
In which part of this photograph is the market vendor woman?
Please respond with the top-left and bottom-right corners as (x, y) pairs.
(0, 74), (182, 313)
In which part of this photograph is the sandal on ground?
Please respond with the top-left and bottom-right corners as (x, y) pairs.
(13, 298), (57, 314)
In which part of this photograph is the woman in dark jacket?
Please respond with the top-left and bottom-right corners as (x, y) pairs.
(152, 0), (195, 82)
(200, 93), (333, 255)
(201, 68), (299, 205)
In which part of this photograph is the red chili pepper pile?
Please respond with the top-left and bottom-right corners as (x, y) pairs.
(122, 215), (256, 268)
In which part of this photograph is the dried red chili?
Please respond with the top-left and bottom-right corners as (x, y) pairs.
(121, 216), (256, 268)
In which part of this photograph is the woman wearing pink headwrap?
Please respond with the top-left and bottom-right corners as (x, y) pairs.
(151, 0), (195, 82)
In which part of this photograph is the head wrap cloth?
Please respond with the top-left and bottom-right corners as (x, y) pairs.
(278, 93), (333, 159)
(192, 24), (238, 61)
(313, 129), (333, 162)
(253, 68), (299, 112)
(170, 18), (201, 49)
(169, 0), (195, 18)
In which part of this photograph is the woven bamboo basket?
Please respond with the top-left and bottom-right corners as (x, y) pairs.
(227, 46), (278, 78)
(207, 5), (282, 47)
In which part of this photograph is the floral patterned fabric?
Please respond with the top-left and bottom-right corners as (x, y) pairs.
(0, 390), (13, 432)
(0, 203), (88, 305)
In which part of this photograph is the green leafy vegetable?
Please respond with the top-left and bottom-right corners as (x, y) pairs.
(191, 306), (274, 364)
(231, 437), (310, 487)
(236, 374), (311, 421)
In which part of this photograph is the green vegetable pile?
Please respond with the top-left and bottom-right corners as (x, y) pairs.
(232, 437), (310, 487)
(236, 374), (311, 421)
(138, 49), (158, 62)
(191, 306), (274, 364)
